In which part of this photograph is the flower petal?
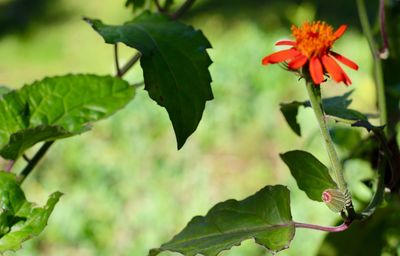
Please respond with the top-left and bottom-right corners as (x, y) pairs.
(334, 25), (347, 39)
(262, 49), (300, 65)
(321, 55), (352, 85)
(288, 54), (308, 69)
(275, 40), (296, 46)
(309, 57), (324, 85)
(330, 51), (359, 70)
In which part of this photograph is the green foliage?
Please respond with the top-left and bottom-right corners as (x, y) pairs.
(280, 91), (367, 136)
(150, 185), (295, 256)
(280, 150), (337, 201)
(0, 74), (134, 160)
(0, 172), (61, 252)
(86, 12), (213, 149)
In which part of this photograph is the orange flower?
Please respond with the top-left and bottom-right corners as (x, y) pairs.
(262, 21), (358, 86)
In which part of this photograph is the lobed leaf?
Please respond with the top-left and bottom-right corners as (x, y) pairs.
(87, 12), (213, 149)
(149, 185), (295, 256)
(0, 74), (134, 159)
(280, 150), (337, 201)
(0, 172), (62, 252)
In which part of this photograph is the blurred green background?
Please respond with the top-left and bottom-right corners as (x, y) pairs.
(0, 0), (377, 255)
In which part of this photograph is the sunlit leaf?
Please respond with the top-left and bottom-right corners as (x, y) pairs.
(280, 150), (337, 201)
(149, 185), (295, 256)
(87, 12), (213, 149)
(0, 172), (62, 252)
(0, 74), (134, 159)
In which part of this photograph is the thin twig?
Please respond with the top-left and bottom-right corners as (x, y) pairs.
(22, 154), (30, 162)
(294, 222), (349, 232)
(171, 0), (196, 20)
(119, 52), (141, 77)
(18, 141), (54, 184)
(154, 0), (167, 13)
(114, 44), (122, 77)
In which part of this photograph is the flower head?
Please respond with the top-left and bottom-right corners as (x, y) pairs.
(262, 21), (358, 86)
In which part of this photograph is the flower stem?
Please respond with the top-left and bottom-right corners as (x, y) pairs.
(304, 81), (347, 192)
(356, 0), (387, 128)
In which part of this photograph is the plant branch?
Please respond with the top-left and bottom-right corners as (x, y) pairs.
(154, 0), (167, 13)
(294, 221), (349, 232)
(23, 154), (30, 162)
(118, 52), (141, 77)
(171, 0), (196, 20)
(114, 44), (122, 77)
(356, 0), (387, 128)
(18, 141), (54, 184)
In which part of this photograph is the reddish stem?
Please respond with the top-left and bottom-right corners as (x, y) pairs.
(294, 222), (349, 232)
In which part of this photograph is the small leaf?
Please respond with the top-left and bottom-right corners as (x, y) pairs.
(0, 172), (62, 252)
(125, 0), (146, 9)
(87, 12), (213, 149)
(280, 150), (337, 201)
(150, 185), (295, 256)
(280, 101), (303, 136)
(0, 74), (134, 159)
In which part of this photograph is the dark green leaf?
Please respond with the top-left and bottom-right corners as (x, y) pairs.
(316, 91), (366, 121)
(0, 172), (62, 252)
(149, 185), (295, 256)
(330, 127), (362, 151)
(0, 74), (134, 159)
(87, 12), (213, 149)
(280, 150), (337, 201)
(125, 0), (146, 9)
(280, 101), (303, 136)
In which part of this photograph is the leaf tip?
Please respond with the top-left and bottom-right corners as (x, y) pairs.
(148, 248), (161, 256)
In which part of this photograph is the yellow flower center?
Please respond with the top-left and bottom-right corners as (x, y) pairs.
(291, 21), (337, 58)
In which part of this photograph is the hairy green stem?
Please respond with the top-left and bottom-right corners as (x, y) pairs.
(305, 81), (347, 192)
(356, 0), (387, 127)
